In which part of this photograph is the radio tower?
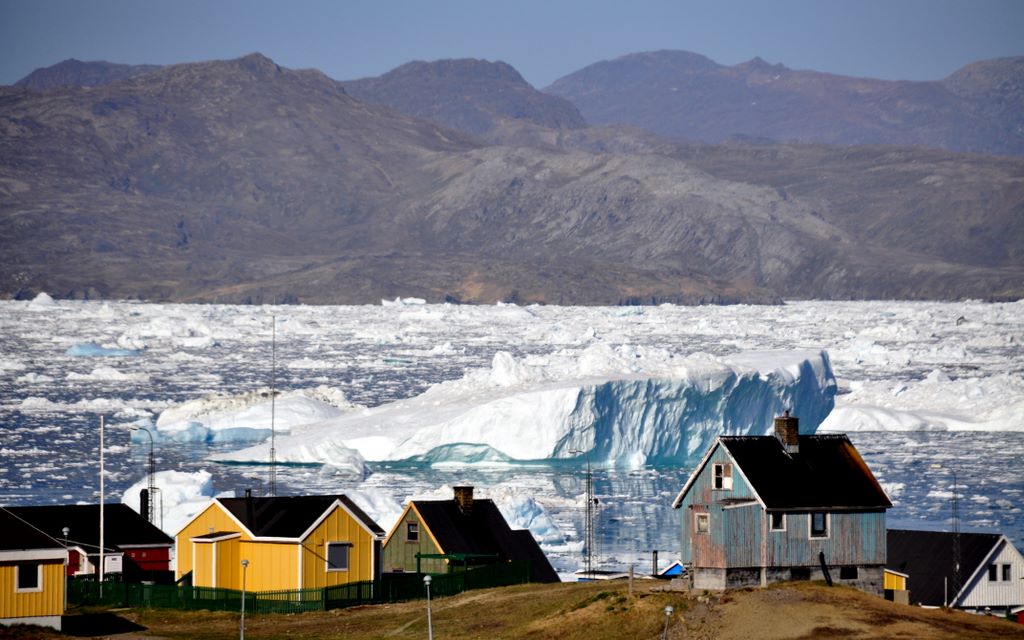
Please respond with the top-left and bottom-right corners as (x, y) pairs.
(950, 470), (961, 603)
(268, 314), (277, 496)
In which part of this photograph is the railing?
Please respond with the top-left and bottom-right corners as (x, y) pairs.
(68, 560), (534, 614)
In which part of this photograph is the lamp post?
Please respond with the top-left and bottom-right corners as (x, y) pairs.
(569, 448), (595, 579)
(130, 426), (157, 524)
(240, 559), (249, 640)
(662, 604), (674, 640)
(62, 527), (69, 611)
(423, 574), (433, 640)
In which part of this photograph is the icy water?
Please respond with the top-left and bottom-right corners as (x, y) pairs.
(1, 299), (1021, 573)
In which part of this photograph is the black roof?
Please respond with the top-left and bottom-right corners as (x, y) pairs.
(412, 498), (560, 583)
(5, 503), (173, 551)
(719, 435), (892, 510)
(887, 528), (1003, 606)
(217, 495), (384, 539)
(0, 507), (65, 552)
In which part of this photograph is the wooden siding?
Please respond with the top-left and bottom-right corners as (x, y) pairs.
(679, 440), (887, 572)
(679, 444), (757, 567)
(959, 538), (1024, 609)
(176, 502), (252, 581)
(765, 511), (886, 567)
(237, 541), (299, 591)
(0, 560), (64, 620)
(884, 570), (907, 591)
(300, 506), (377, 588)
(382, 506), (446, 574)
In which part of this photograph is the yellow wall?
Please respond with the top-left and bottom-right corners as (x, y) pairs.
(884, 570), (907, 591)
(0, 560), (64, 620)
(177, 500), (378, 591)
(300, 505), (376, 588)
(177, 502), (254, 581)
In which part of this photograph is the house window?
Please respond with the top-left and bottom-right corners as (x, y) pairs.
(695, 512), (710, 534)
(770, 512), (785, 531)
(712, 463), (733, 490)
(810, 512), (829, 538)
(988, 564), (998, 581)
(407, 522), (419, 542)
(326, 542), (351, 572)
(16, 563), (42, 592)
(1002, 564), (1012, 582)
(839, 566), (858, 580)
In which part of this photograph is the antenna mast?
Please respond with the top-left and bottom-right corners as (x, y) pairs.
(268, 314), (277, 496)
(950, 470), (961, 604)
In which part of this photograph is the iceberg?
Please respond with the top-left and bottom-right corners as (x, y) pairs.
(212, 346), (836, 468)
(120, 469), (232, 538)
(147, 386), (353, 444)
(66, 342), (143, 357)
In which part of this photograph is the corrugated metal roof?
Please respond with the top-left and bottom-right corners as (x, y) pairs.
(720, 434), (892, 510)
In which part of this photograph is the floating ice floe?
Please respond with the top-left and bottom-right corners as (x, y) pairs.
(65, 342), (143, 357)
(212, 346), (837, 468)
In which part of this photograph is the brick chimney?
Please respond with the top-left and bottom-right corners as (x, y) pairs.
(774, 410), (799, 453)
(453, 486), (474, 513)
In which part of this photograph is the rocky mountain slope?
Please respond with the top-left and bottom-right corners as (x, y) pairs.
(14, 58), (162, 90)
(341, 58), (586, 145)
(2, 54), (1021, 304)
(545, 50), (1024, 156)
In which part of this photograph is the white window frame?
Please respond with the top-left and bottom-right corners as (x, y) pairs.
(712, 463), (733, 490)
(407, 522), (419, 542)
(695, 512), (710, 535)
(769, 512), (786, 531)
(325, 542), (351, 572)
(15, 563), (43, 593)
(809, 512), (830, 539)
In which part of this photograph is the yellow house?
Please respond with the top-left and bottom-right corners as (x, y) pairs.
(175, 494), (384, 591)
(884, 568), (908, 591)
(0, 507), (67, 632)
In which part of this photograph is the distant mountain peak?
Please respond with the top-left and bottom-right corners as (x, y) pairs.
(385, 58), (526, 84)
(14, 58), (161, 90)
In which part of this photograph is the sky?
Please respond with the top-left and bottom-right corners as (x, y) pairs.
(1, 0), (1022, 88)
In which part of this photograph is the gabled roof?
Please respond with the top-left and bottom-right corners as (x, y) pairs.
(0, 507), (66, 552)
(673, 434), (891, 510)
(5, 503), (173, 551)
(216, 495), (384, 540)
(887, 529), (1005, 607)
(409, 498), (559, 583)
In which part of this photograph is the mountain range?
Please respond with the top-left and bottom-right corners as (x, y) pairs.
(1, 52), (1021, 304)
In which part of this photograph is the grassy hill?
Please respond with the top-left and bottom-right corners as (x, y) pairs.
(8, 580), (1023, 639)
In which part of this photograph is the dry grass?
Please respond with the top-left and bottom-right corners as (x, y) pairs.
(4, 581), (1023, 640)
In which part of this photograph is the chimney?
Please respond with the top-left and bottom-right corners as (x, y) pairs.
(774, 410), (800, 453)
(140, 488), (150, 523)
(453, 486), (474, 513)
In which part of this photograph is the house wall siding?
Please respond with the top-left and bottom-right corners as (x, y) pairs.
(382, 508), (445, 574)
(680, 445), (757, 568)
(959, 539), (1024, 610)
(301, 507), (376, 588)
(240, 541), (300, 591)
(0, 560), (64, 621)
(176, 502), (252, 581)
(766, 511), (886, 568)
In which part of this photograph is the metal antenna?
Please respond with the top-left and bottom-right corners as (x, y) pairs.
(951, 470), (961, 603)
(268, 314), (277, 496)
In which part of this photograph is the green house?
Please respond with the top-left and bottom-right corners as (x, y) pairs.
(382, 486), (558, 582)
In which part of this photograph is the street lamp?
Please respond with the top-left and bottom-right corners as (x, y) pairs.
(62, 527), (69, 611)
(240, 559), (249, 640)
(423, 574), (433, 640)
(662, 604), (674, 640)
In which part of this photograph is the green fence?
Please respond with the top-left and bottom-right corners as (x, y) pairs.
(68, 560), (534, 614)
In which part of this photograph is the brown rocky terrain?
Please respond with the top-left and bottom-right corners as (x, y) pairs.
(1, 53), (1021, 304)
(545, 50), (1024, 157)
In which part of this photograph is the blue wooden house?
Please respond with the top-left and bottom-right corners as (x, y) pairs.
(671, 413), (891, 594)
